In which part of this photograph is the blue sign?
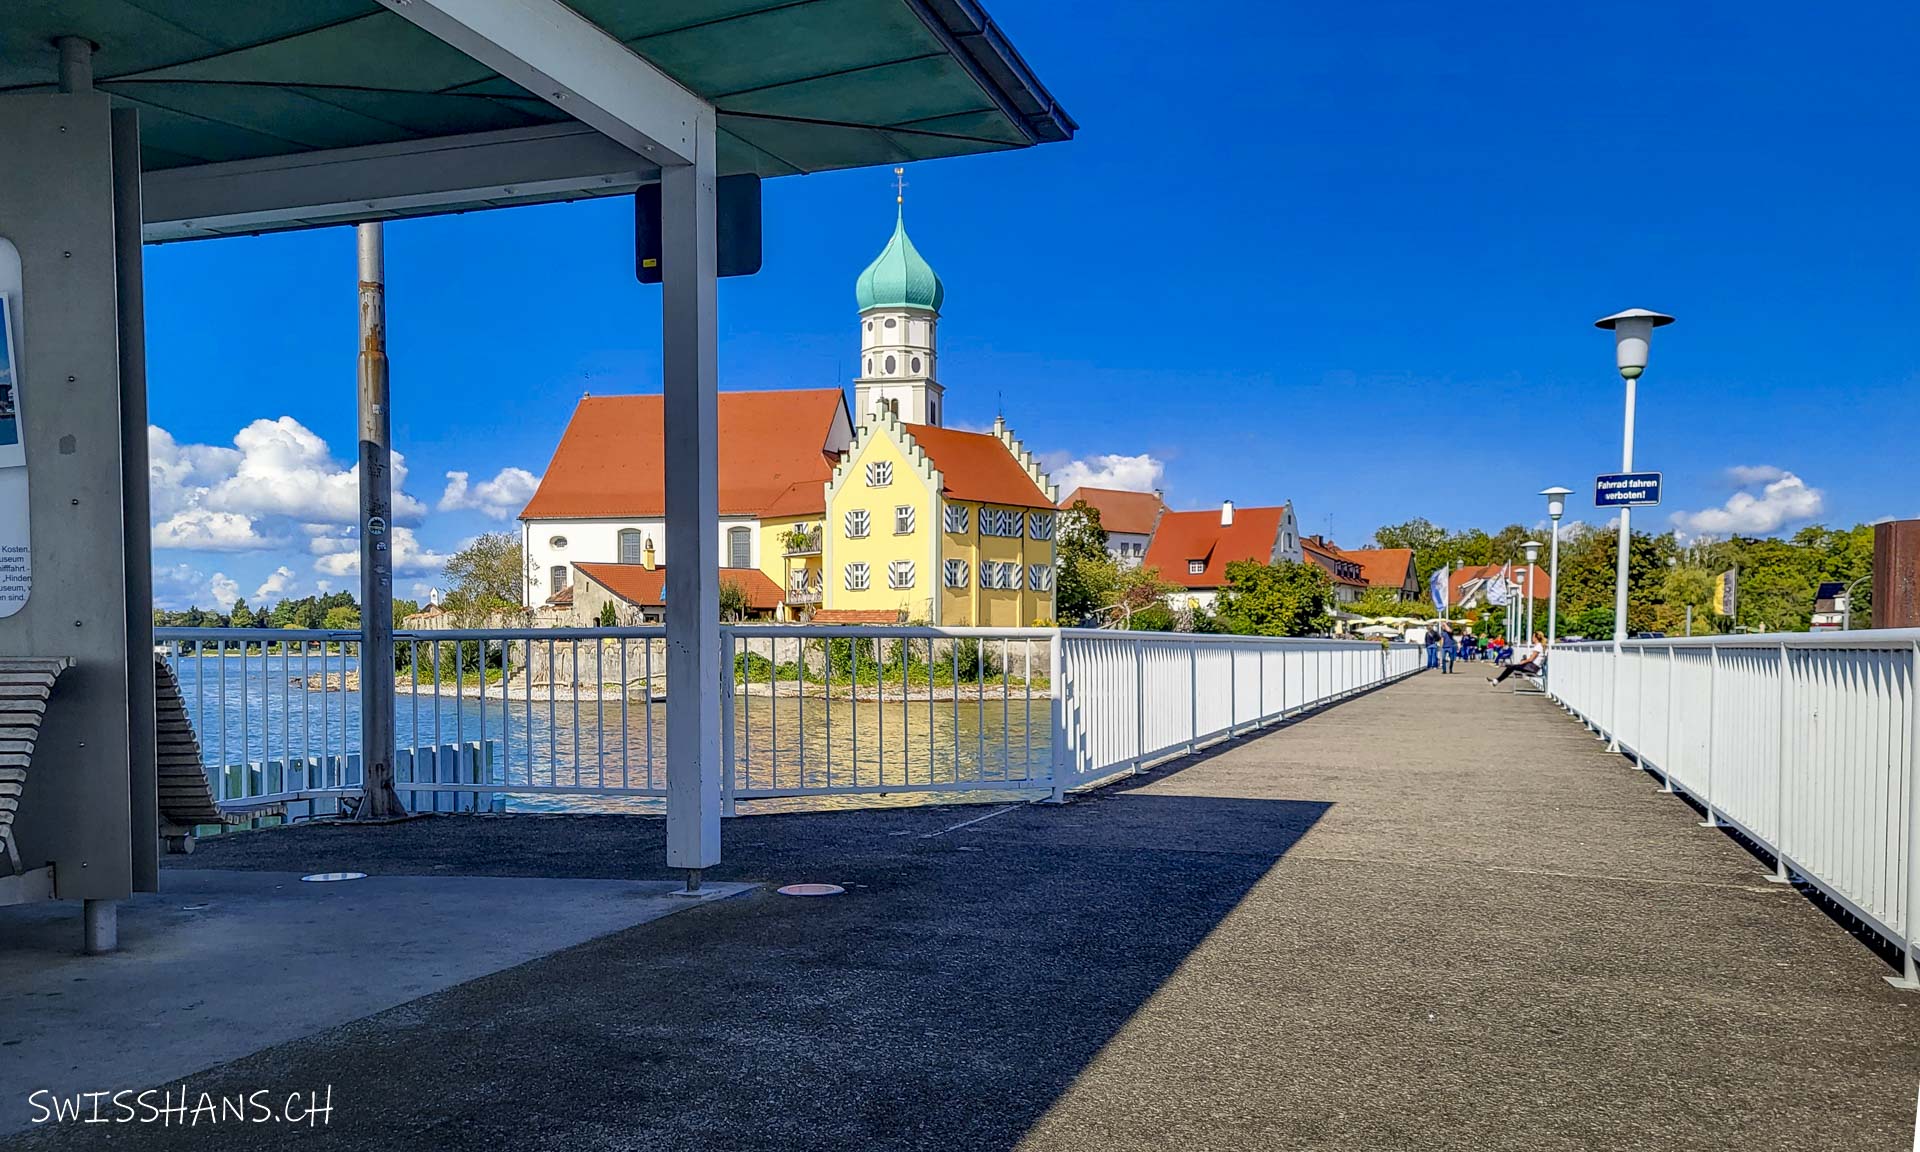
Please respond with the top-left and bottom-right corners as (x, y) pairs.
(1594, 471), (1662, 508)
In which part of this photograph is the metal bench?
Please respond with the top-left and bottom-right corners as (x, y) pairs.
(0, 657), (75, 899)
(154, 655), (229, 852)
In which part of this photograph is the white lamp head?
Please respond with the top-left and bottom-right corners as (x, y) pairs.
(1523, 540), (1542, 564)
(1594, 308), (1674, 379)
(1539, 485), (1573, 521)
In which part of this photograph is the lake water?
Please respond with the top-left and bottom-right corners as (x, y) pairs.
(170, 652), (1052, 815)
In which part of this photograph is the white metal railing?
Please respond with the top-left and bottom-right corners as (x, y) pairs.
(155, 626), (1423, 822)
(1053, 632), (1423, 797)
(1549, 631), (1920, 981)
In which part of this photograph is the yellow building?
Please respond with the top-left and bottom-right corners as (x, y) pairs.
(823, 411), (1056, 626)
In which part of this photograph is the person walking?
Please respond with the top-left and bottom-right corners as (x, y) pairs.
(1424, 625), (1440, 670)
(1488, 631), (1547, 686)
(1440, 623), (1458, 673)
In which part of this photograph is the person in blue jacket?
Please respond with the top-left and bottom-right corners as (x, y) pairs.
(1440, 623), (1459, 673)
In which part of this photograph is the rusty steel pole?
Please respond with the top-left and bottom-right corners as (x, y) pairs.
(354, 222), (405, 820)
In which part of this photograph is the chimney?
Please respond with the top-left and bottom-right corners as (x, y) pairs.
(642, 537), (656, 571)
(1221, 500), (1235, 527)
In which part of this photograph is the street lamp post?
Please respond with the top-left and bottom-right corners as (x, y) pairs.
(1540, 487), (1572, 690)
(1594, 308), (1675, 751)
(1523, 540), (1542, 644)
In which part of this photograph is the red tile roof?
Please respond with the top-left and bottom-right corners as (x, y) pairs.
(1057, 486), (1166, 536)
(809, 608), (907, 624)
(901, 423), (1053, 509)
(575, 563), (784, 611)
(1141, 506), (1290, 589)
(521, 390), (846, 520)
(1301, 535), (1368, 587)
(1342, 548), (1417, 590)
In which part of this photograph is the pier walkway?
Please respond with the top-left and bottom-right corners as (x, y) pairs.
(9, 670), (1918, 1150)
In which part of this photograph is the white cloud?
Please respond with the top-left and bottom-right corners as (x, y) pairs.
(1672, 468), (1825, 536)
(1724, 464), (1786, 486)
(439, 467), (540, 520)
(311, 526), (450, 579)
(1047, 452), (1165, 495)
(151, 508), (280, 552)
(152, 564), (243, 611)
(253, 565), (299, 602)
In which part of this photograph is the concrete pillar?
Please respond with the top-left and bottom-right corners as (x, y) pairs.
(660, 112), (722, 873)
(83, 898), (117, 955)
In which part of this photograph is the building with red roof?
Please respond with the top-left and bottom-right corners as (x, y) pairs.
(1341, 548), (1420, 600)
(1300, 535), (1371, 604)
(1058, 486), (1167, 567)
(1140, 501), (1305, 611)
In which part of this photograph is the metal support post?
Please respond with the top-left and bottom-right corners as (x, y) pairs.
(1047, 633), (1067, 803)
(1768, 643), (1793, 883)
(353, 223), (404, 819)
(1608, 375), (1636, 753)
(1889, 642), (1920, 989)
(662, 112), (723, 866)
(1699, 646), (1719, 828)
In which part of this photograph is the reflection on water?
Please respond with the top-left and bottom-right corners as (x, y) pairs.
(170, 652), (1052, 815)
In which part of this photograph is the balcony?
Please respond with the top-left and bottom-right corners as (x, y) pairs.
(782, 527), (822, 557)
(787, 571), (823, 605)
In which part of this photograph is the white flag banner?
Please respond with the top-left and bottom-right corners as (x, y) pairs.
(1429, 566), (1449, 613)
(1486, 563), (1512, 607)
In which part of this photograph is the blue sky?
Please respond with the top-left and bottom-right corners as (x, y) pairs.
(144, 0), (1920, 608)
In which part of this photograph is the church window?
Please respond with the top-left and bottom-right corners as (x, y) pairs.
(866, 461), (892, 487)
(911, 357), (922, 374)
(549, 535), (568, 549)
(888, 560), (916, 590)
(845, 509), (871, 538)
(884, 317), (897, 329)
(943, 505), (969, 533)
(944, 559), (969, 589)
(727, 526), (751, 568)
(845, 562), (870, 591)
(884, 355), (896, 374)
(551, 565), (569, 589)
(865, 321), (872, 332)
(929, 401), (938, 425)
(894, 505), (916, 534)
(865, 357), (872, 374)
(618, 529), (644, 564)
(887, 398), (899, 417)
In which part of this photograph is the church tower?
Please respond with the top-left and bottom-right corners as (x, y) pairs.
(853, 169), (945, 426)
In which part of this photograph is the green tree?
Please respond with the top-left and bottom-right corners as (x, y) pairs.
(1212, 559), (1333, 637)
(228, 597), (256, 629)
(1056, 499), (1118, 624)
(322, 604), (361, 630)
(391, 598), (420, 629)
(718, 579), (751, 622)
(443, 532), (522, 621)
(597, 600), (619, 626)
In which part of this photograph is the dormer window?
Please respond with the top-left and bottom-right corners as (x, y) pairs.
(1189, 560), (1205, 575)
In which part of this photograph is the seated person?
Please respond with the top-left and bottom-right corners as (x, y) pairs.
(1488, 631), (1546, 685)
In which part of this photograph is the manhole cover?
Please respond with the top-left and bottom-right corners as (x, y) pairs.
(300, 872), (368, 883)
(776, 883), (845, 897)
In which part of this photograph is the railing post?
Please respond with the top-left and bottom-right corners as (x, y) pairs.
(1228, 641), (1237, 737)
(1890, 641), (1920, 990)
(1698, 645), (1720, 828)
(720, 627), (737, 818)
(1132, 640), (1146, 774)
(1768, 643), (1792, 883)
(1657, 646), (1677, 793)
(1047, 630), (1068, 804)
(1187, 642), (1198, 754)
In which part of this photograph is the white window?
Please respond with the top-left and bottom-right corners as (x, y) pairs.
(845, 562), (870, 591)
(549, 535), (568, 549)
(1030, 564), (1055, 591)
(980, 509), (1006, 537)
(727, 526), (751, 569)
(944, 559), (969, 588)
(1027, 512), (1056, 540)
(1189, 559), (1206, 575)
(618, 528), (644, 565)
(1005, 563), (1024, 591)
(845, 509), (871, 538)
(551, 565), (569, 589)
(979, 561), (1000, 590)
(894, 505), (916, 534)
(888, 560), (916, 590)
(866, 461), (892, 487)
(944, 504), (969, 533)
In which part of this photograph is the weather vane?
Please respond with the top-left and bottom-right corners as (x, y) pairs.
(892, 166), (907, 206)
